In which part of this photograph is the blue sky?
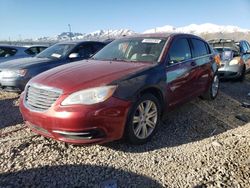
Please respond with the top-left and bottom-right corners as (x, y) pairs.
(0, 0), (249, 40)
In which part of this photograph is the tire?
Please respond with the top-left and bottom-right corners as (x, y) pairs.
(238, 66), (246, 82)
(124, 93), (161, 145)
(201, 73), (219, 100)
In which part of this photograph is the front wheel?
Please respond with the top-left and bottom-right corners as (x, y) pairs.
(238, 66), (246, 82)
(201, 73), (219, 100)
(124, 94), (161, 144)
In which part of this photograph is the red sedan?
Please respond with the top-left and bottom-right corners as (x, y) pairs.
(19, 33), (219, 144)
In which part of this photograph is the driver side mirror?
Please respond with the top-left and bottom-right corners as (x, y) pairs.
(68, 53), (80, 59)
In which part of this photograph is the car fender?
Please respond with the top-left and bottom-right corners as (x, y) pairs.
(112, 63), (166, 106)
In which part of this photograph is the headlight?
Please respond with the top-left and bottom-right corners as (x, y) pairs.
(2, 69), (27, 78)
(61, 85), (117, 105)
(229, 59), (239, 66)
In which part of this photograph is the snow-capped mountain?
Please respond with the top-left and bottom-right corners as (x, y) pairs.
(143, 23), (250, 34)
(37, 29), (135, 41)
(34, 24), (250, 42)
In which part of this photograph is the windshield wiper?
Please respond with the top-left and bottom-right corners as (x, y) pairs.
(109, 58), (129, 62)
(89, 57), (129, 62)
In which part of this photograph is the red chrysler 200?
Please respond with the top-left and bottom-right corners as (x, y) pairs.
(19, 33), (219, 145)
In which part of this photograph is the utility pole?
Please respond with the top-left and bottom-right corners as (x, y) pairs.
(68, 24), (72, 41)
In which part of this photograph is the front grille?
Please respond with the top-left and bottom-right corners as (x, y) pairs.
(25, 84), (62, 111)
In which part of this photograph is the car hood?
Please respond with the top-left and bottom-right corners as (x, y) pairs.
(0, 57), (55, 69)
(0, 56), (26, 63)
(30, 59), (154, 94)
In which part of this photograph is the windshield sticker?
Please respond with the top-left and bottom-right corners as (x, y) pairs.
(142, 39), (162, 44)
(51, 53), (61, 58)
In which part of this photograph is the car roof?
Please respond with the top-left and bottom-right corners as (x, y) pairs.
(57, 40), (105, 45)
(208, 39), (237, 44)
(208, 39), (240, 51)
(122, 33), (205, 40)
(0, 45), (28, 50)
(23, 45), (48, 48)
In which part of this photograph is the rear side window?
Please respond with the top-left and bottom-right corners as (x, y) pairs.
(168, 38), (191, 64)
(0, 47), (17, 57)
(191, 39), (209, 57)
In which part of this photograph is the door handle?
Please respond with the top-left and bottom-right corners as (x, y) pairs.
(191, 62), (196, 66)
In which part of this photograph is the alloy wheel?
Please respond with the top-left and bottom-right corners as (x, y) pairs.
(212, 75), (219, 97)
(132, 100), (158, 139)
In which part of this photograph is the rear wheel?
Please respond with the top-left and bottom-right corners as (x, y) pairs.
(201, 73), (219, 100)
(124, 94), (161, 144)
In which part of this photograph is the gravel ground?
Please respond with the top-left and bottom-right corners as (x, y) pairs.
(0, 74), (250, 188)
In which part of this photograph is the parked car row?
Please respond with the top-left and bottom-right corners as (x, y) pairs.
(1, 34), (249, 145)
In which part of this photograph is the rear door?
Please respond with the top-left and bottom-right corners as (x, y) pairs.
(190, 38), (213, 94)
(165, 37), (198, 107)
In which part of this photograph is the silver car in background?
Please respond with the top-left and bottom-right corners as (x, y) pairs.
(209, 39), (250, 81)
(0, 45), (47, 63)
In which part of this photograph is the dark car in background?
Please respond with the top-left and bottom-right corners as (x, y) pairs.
(20, 33), (219, 145)
(209, 39), (250, 80)
(0, 41), (106, 92)
(0, 45), (47, 63)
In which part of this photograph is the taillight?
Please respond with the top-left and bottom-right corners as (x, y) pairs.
(214, 55), (221, 67)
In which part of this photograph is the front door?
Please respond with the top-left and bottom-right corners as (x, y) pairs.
(165, 37), (198, 107)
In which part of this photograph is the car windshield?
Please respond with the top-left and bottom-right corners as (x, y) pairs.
(93, 38), (167, 63)
(210, 42), (239, 52)
(215, 48), (231, 54)
(215, 47), (238, 60)
(36, 43), (75, 59)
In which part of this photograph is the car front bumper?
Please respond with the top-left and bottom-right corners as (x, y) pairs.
(218, 64), (243, 79)
(0, 77), (28, 92)
(19, 93), (132, 144)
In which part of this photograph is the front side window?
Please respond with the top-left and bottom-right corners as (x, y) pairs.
(191, 39), (208, 57)
(36, 44), (75, 59)
(92, 43), (105, 52)
(242, 42), (249, 53)
(168, 38), (191, 64)
(245, 41), (250, 50)
(93, 38), (167, 63)
(73, 44), (94, 58)
(25, 47), (39, 55)
(38, 47), (47, 53)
